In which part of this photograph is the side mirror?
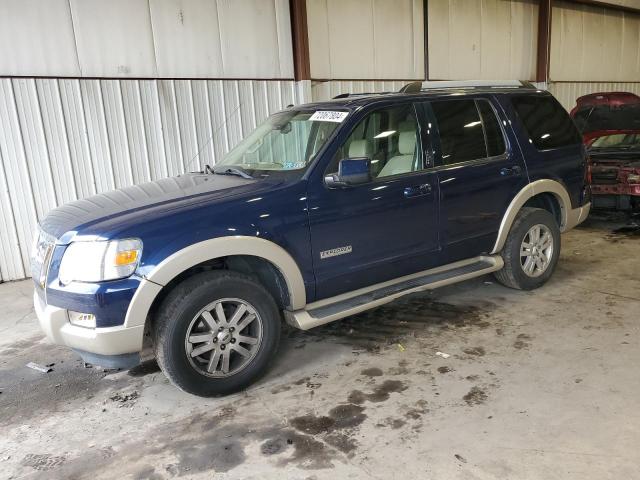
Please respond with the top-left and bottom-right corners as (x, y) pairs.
(324, 158), (371, 188)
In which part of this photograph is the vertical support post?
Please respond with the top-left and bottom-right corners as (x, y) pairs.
(424, 0), (429, 80)
(536, 0), (552, 83)
(289, 0), (311, 81)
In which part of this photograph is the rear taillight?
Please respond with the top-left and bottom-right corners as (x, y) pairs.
(585, 155), (593, 185)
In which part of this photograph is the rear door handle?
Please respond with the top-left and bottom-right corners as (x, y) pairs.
(500, 165), (522, 176)
(404, 183), (432, 198)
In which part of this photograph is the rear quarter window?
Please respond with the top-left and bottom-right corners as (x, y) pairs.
(511, 95), (581, 150)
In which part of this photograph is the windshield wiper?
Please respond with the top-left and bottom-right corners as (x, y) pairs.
(211, 166), (253, 179)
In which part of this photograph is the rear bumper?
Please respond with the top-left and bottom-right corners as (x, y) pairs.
(34, 290), (144, 365)
(565, 202), (591, 230)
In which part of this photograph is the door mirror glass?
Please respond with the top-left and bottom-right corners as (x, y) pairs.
(325, 158), (371, 187)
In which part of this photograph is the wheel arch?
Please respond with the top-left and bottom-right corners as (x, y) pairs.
(124, 236), (306, 329)
(491, 179), (571, 254)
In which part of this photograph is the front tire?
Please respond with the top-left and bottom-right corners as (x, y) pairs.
(494, 207), (561, 290)
(153, 271), (281, 396)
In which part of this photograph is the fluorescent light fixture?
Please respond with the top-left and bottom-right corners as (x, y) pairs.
(464, 121), (481, 128)
(374, 130), (396, 139)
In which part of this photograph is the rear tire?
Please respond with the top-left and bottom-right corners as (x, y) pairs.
(153, 270), (281, 396)
(494, 207), (561, 290)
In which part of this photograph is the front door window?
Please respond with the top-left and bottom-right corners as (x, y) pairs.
(328, 104), (423, 179)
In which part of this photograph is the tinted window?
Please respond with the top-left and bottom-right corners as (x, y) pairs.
(329, 104), (423, 179)
(477, 100), (506, 157)
(511, 95), (581, 150)
(431, 99), (507, 165)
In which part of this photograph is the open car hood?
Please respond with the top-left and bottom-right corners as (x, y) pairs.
(572, 104), (640, 137)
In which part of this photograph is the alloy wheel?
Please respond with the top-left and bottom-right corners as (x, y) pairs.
(520, 224), (554, 278)
(185, 298), (263, 377)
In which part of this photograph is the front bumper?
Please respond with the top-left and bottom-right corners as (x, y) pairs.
(591, 184), (640, 197)
(34, 290), (144, 365)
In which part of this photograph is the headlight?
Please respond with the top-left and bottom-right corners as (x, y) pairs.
(627, 173), (640, 184)
(59, 238), (142, 284)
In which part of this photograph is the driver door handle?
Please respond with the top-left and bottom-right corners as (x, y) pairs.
(404, 183), (432, 198)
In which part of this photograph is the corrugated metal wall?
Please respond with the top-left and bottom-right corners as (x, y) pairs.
(311, 80), (410, 101)
(549, 82), (640, 110)
(0, 78), (311, 281)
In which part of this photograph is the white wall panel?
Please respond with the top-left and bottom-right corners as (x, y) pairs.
(0, 0), (80, 77)
(0, 0), (294, 79)
(0, 78), (310, 281)
(217, 0), (294, 78)
(149, 0), (225, 78)
(549, 81), (640, 111)
(149, 0), (294, 78)
(311, 80), (409, 101)
(307, 0), (424, 80)
(596, 0), (640, 8)
(428, 0), (538, 80)
(70, 0), (158, 78)
(551, 2), (640, 82)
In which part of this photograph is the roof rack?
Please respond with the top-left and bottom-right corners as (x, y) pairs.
(332, 91), (391, 99)
(400, 80), (536, 93)
(332, 80), (537, 100)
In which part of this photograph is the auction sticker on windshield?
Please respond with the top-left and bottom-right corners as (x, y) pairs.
(310, 111), (349, 123)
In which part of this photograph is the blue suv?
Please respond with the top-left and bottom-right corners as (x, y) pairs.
(32, 81), (591, 396)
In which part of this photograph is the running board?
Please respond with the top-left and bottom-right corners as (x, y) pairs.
(284, 255), (503, 330)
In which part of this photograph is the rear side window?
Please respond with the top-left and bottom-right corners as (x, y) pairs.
(511, 95), (581, 150)
(431, 99), (506, 165)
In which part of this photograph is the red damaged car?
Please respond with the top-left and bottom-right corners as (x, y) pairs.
(571, 92), (640, 211)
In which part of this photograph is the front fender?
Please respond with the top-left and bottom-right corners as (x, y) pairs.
(124, 236), (306, 328)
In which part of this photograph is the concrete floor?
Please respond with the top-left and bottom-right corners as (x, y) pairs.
(0, 213), (639, 480)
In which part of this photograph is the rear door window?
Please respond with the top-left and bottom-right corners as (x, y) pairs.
(430, 99), (506, 165)
(511, 95), (581, 150)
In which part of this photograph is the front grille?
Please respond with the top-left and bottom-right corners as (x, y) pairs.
(30, 227), (56, 289)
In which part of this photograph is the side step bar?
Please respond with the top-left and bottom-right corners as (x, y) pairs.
(285, 255), (503, 330)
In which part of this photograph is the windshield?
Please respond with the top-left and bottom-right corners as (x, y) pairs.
(216, 109), (346, 174)
(591, 133), (640, 149)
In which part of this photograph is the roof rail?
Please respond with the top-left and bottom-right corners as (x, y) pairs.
(332, 91), (391, 99)
(398, 80), (537, 93)
(423, 80), (534, 90)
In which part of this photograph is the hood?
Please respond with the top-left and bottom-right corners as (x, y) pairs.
(41, 173), (267, 242)
(570, 92), (640, 117)
(572, 104), (640, 138)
